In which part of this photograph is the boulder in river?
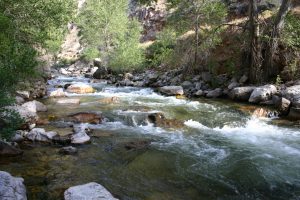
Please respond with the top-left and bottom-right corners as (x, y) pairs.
(123, 140), (151, 151)
(64, 182), (117, 200)
(229, 86), (256, 101)
(3, 105), (38, 129)
(98, 97), (120, 104)
(0, 171), (27, 200)
(66, 83), (95, 94)
(159, 86), (184, 96)
(59, 146), (78, 155)
(72, 124), (91, 144)
(206, 88), (223, 98)
(49, 88), (66, 97)
(22, 100), (47, 113)
(249, 85), (277, 103)
(26, 128), (57, 142)
(273, 96), (291, 116)
(0, 141), (23, 157)
(148, 113), (184, 129)
(252, 108), (277, 118)
(68, 112), (102, 124)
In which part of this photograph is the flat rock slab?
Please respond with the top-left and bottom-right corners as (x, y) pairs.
(64, 182), (118, 200)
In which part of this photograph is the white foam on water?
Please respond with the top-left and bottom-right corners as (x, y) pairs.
(184, 120), (210, 130)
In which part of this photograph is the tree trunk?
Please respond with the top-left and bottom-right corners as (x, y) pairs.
(263, 0), (292, 80)
(194, 14), (200, 68)
(249, 0), (263, 83)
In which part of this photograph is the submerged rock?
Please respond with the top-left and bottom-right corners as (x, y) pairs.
(0, 141), (23, 157)
(68, 112), (102, 124)
(147, 113), (184, 129)
(123, 140), (151, 151)
(56, 98), (81, 105)
(59, 146), (78, 155)
(52, 134), (72, 145)
(64, 182), (117, 200)
(249, 85), (277, 103)
(0, 171), (27, 200)
(66, 83), (95, 94)
(98, 97), (120, 104)
(252, 108), (277, 118)
(159, 86), (184, 96)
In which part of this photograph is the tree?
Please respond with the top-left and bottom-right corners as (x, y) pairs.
(263, 0), (292, 80)
(166, 0), (227, 72)
(78, 0), (145, 71)
(248, 0), (263, 83)
(0, 0), (75, 139)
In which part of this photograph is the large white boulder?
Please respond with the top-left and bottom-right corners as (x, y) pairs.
(64, 182), (117, 200)
(49, 88), (66, 97)
(249, 85), (277, 103)
(22, 100), (47, 113)
(229, 86), (256, 101)
(0, 171), (27, 200)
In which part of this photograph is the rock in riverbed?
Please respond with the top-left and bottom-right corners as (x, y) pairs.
(64, 182), (117, 200)
(26, 128), (57, 142)
(249, 85), (277, 103)
(72, 124), (91, 144)
(0, 171), (27, 200)
(159, 86), (184, 96)
(22, 100), (47, 113)
(66, 83), (95, 94)
(59, 146), (78, 155)
(229, 86), (256, 101)
(0, 141), (23, 156)
(68, 112), (102, 124)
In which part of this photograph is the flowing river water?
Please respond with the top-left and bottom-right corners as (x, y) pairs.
(1, 76), (300, 199)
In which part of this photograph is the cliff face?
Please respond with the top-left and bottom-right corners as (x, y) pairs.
(129, 0), (168, 42)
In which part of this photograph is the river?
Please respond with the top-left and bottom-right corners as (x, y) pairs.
(1, 76), (300, 199)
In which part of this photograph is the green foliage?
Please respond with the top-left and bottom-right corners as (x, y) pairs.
(0, 0), (74, 139)
(152, 0), (227, 70)
(78, 0), (145, 71)
(275, 75), (283, 86)
(282, 14), (300, 48)
(146, 28), (177, 67)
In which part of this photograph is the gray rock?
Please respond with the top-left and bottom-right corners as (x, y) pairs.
(11, 133), (24, 143)
(194, 82), (203, 90)
(3, 106), (38, 128)
(60, 68), (70, 75)
(26, 128), (57, 142)
(229, 86), (256, 101)
(181, 81), (193, 89)
(282, 85), (300, 101)
(0, 141), (23, 157)
(249, 85), (277, 103)
(159, 86), (184, 96)
(228, 81), (240, 90)
(15, 96), (25, 105)
(239, 75), (248, 84)
(194, 90), (204, 97)
(206, 88), (222, 98)
(72, 124), (90, 144)
(22, 100), (47, 113)
(49, 88), (66, 97)
(64, 182), (117, 200)
(0, 171), (27, 200)
(16, 91), (30, 99)
(273, 96), (291, 116)
(59, 146), (78, 155)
